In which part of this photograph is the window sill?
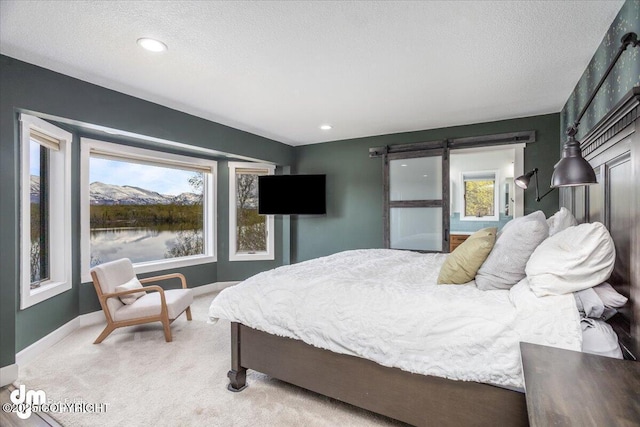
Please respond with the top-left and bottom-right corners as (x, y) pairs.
(229, 253), (275, 262)
(81, 254), (216, 283)
(460, 216), (500, 222)
(21, 280), (72, 309)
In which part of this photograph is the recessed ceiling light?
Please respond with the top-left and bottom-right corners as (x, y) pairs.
(137, 38), (168, 52)
(320, 124), (332, 130)
(401, 164), (407, 167)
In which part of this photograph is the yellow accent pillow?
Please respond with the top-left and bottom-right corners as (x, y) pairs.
(437, 227), (497, 284)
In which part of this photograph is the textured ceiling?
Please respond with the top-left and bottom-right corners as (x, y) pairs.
(0, 1), (625, 146)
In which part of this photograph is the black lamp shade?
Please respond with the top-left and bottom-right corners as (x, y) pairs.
(515, 167), (555, 202)
(551, 135), (597, 187)
(551, 156), (597, 187)
(515, 169), (537, 190)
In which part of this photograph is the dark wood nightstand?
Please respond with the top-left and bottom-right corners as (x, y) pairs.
(520, 342), (640, 427)
(449, 234), (469, 252)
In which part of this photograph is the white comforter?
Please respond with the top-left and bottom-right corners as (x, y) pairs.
(208, 249), (581, 389)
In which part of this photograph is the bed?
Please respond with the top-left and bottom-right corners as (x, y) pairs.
(209, 88), (640, 426)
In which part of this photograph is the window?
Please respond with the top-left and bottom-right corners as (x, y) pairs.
(81, 139), (216, 281)
(228, 162), (275, 261)
(387, 154), (445, 251)
(461, 170), (499, 221)
(20, 114), (72, 309)
(30, 139), (49, 285)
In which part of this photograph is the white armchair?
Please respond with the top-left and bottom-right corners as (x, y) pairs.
(90, 258), (193, 343)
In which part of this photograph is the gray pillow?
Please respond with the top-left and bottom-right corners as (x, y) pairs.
(476, 211), (548, 290)
(581, 318), (622, 359)
(573, 287), (604, 319)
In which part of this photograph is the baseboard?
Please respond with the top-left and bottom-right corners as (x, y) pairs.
(0, 364), (19, 387)
(16, 316), (80, 367)
(192, 281), (239, 296)
(79, 310), (107, 327)
(13, 281), (238, 371)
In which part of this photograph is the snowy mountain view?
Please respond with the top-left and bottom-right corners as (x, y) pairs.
(31, 176), (200, 205)
(89, 181), (201, 205)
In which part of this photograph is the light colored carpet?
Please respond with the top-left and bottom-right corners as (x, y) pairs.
(18, 292), (404, 426)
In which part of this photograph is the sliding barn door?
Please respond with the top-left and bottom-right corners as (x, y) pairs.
(384, 149), (449, 252)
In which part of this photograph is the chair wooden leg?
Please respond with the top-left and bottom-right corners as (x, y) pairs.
(186, 306), (192, 321)
(94, 324), (115, 344)
(162, 318), (172, 342)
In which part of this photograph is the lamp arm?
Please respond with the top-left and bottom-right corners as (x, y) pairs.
(569, 32), (639, 135)
(536, 187), (556, 202)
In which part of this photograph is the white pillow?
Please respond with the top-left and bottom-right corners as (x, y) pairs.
(115, 277), (146, 305)
(476, 211), (549, 290)
(546, 207), (578, 236)
(526, 222), (615, 296)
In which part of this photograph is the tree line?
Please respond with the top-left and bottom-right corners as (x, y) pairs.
(90, 204), (203, 228)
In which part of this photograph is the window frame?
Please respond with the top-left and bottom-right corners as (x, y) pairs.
(80, 138), (217, 282)
(228, 161), (275, 261)
(459, 169), (500, 221)
(20, 114), (73, 309)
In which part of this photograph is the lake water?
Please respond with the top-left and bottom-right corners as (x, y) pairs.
(90, 227), (202, 266)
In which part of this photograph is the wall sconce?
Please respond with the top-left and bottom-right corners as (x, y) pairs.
(515, 168), (555, 202)
(551, 32), (639, 188)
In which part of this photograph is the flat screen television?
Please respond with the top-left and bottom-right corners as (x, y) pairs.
(258, 175), (326, 215)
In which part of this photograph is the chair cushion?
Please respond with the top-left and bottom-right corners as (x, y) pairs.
(91, 258), (136, 294)
(113, 289), (193, 322)
(115, 277), (146, 305)
(91, 258), (137, 316)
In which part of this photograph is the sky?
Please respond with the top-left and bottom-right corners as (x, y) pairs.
(29, 140), (41, 177)
(90, 157), (200, 195)
(30, 141), (201, 195)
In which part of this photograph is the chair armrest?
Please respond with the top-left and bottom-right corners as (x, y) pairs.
(102, 285), (168, 309)
(139, 273), (188, 289)
(102, 285), (165, 300)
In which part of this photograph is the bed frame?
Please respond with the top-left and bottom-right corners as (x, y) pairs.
(225, 88), (640, 426)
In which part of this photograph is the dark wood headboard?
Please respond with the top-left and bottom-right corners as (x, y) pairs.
(560, 87), (640, 360)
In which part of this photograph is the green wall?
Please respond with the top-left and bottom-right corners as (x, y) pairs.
(561, 0), (640, 139)
(0, 55), (294, 367)
(293, 113), (561, 262)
